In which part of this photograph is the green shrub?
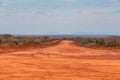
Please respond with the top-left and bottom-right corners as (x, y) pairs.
(0, 34), (52, 46)
(72, 36), (120, 47)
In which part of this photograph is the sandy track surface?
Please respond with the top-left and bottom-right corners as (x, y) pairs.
(0, 40), (120, 80)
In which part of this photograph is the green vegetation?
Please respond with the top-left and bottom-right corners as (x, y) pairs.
(1, 34), (120, 47)
(0, 34), (52, 46)
(71, 36), (120, 47)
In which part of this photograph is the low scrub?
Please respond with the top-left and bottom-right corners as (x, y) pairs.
(72, 36), (120, 47)
(0, 34), (52, 46)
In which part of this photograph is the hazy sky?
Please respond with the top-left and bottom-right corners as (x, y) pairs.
(0, 0), (120, 35)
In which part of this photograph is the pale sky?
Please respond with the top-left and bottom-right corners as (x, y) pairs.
(0, 0), (120, 35)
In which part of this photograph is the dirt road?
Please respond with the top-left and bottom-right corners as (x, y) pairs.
(0, 40), (120, 80)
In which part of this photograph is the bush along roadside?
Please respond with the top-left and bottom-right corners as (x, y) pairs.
(0, 34), (52, 46)
(72, 36), (120, 47)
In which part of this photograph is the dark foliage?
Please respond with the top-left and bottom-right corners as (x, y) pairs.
(71, 36), (120, 47)
(0, 34), (52, 46)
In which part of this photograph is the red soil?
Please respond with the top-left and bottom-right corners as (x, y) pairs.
(0, 39), (60, 54)
(0, 40), (120, 80)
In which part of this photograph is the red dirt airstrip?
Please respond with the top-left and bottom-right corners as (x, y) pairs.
(0, 40), (120, 80)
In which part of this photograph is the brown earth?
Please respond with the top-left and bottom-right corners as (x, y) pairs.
(0, 40), (120, 80)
